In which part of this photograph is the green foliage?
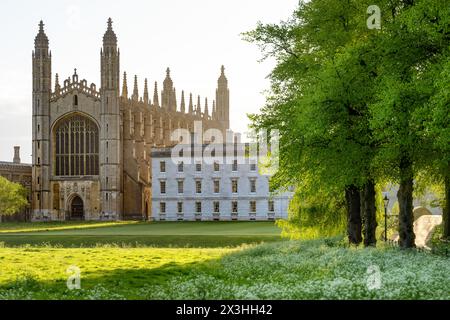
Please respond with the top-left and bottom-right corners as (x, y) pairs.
(277, 189), (346, 240)
(0, 176), (28, 216)
(245, 0), (450, 242)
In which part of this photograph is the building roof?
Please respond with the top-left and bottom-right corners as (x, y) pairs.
(0, 161), (32, 171)
(151, 143), (255, 159)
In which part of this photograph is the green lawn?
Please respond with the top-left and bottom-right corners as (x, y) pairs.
(0, 222), (448, 300)
(0, 221), (282, 247)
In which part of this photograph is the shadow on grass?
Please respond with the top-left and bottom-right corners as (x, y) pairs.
(0, 235), (283, 248)
(0, 254), (227, 300)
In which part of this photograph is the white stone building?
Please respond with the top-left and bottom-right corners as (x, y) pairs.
(151, 144), (293, 221)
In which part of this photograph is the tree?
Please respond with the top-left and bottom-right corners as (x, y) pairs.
(0, 176), (28, 220)
(246, 0), (450, 248)
(418, 58), (450, 239)
(369, 0), (450, 247)
(245, 0), (383, 245)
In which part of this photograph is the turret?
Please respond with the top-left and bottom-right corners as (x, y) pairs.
(153, 82), (160, 107)
(132, 75), (139, 101)
(54, 73), (61, 94)
(101, 18), (119, 91)
(212, 100), (217, 120)
(188, 93), (194, 114)
(162, 68), (176, 111)
(203, 98), (209, 119)
(100, 18), (122, 219)
(143, 78), (149, 105)
(216, 65), (230, 129)
(122, 72), (128, 98)
(32, 20), (52, 218)
(180, 90), (186, 113)
(173, 88), (177, 112)
(196, 95), (202, 117)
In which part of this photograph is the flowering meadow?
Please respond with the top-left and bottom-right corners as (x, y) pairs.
(0, 239), (448, 300)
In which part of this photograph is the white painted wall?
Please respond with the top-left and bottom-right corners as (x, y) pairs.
(151, 149), (292, 221)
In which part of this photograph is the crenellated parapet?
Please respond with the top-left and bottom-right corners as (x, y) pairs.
(51, 69), (100, 101)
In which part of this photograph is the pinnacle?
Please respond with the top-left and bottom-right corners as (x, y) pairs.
(103, 17), (117, 45)
(35, 20), (49, 48)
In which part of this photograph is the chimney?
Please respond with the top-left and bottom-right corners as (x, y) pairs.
(13, 146), (21, 164)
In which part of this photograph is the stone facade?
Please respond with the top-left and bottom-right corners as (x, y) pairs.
(151, 145), (293, 221)
(0, 147), (32, 221)
(31, 19), (230, 221)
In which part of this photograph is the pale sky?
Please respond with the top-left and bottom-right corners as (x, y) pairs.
(0, 0), (299, 163)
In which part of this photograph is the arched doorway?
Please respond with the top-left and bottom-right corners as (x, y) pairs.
(70, 196), (84, 220)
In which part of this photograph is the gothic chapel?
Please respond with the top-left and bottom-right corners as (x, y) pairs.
(32, 19), (230, 221)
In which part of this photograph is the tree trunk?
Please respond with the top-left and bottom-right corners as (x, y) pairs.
(397, 157), (415, 248)
(362, 180), (377, 247)
(443, 170), (450, 239)
(345, 185), (362, 245)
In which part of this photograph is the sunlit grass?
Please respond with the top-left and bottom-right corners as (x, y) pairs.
(0, 221), (137, 234)
(0, 247), (234, 284)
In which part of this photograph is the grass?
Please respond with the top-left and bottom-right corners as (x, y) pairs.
(0, 246), (233, 299)
(0, 221), (282, 247)
(0, 221), (137, 233)
(0, 239), (449, 300)
(0, 222), (448, 300)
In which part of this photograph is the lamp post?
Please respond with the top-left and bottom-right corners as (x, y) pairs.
(383, 195), (390, 241)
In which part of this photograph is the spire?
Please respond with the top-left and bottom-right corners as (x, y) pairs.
(101, 18), (119, 91)
(180, 91), (186, 113)
(173, 88), (177, 112)
(189, 93), (194, 114)
(203, 98), (209, 118)
(153, 82), (160, 107)
(162, 67), (175, 111)
(132, 75), (139, 101)
(122, 72), (128, 98)
(196, 95), (202, 116)
(54, 73), (60, 92)
(33, 20), (51, 92)
(220, 65), (226, 79)
(143, 78), (149, 104)
(218, 65), (228, 87)
(216, 65), (230, 129)
(103, 17), (117, 47)
(34, 20), (49, 49)
(212, 100), (216, 119)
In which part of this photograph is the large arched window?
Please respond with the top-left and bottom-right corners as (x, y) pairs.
(54, 114), (99, 176)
